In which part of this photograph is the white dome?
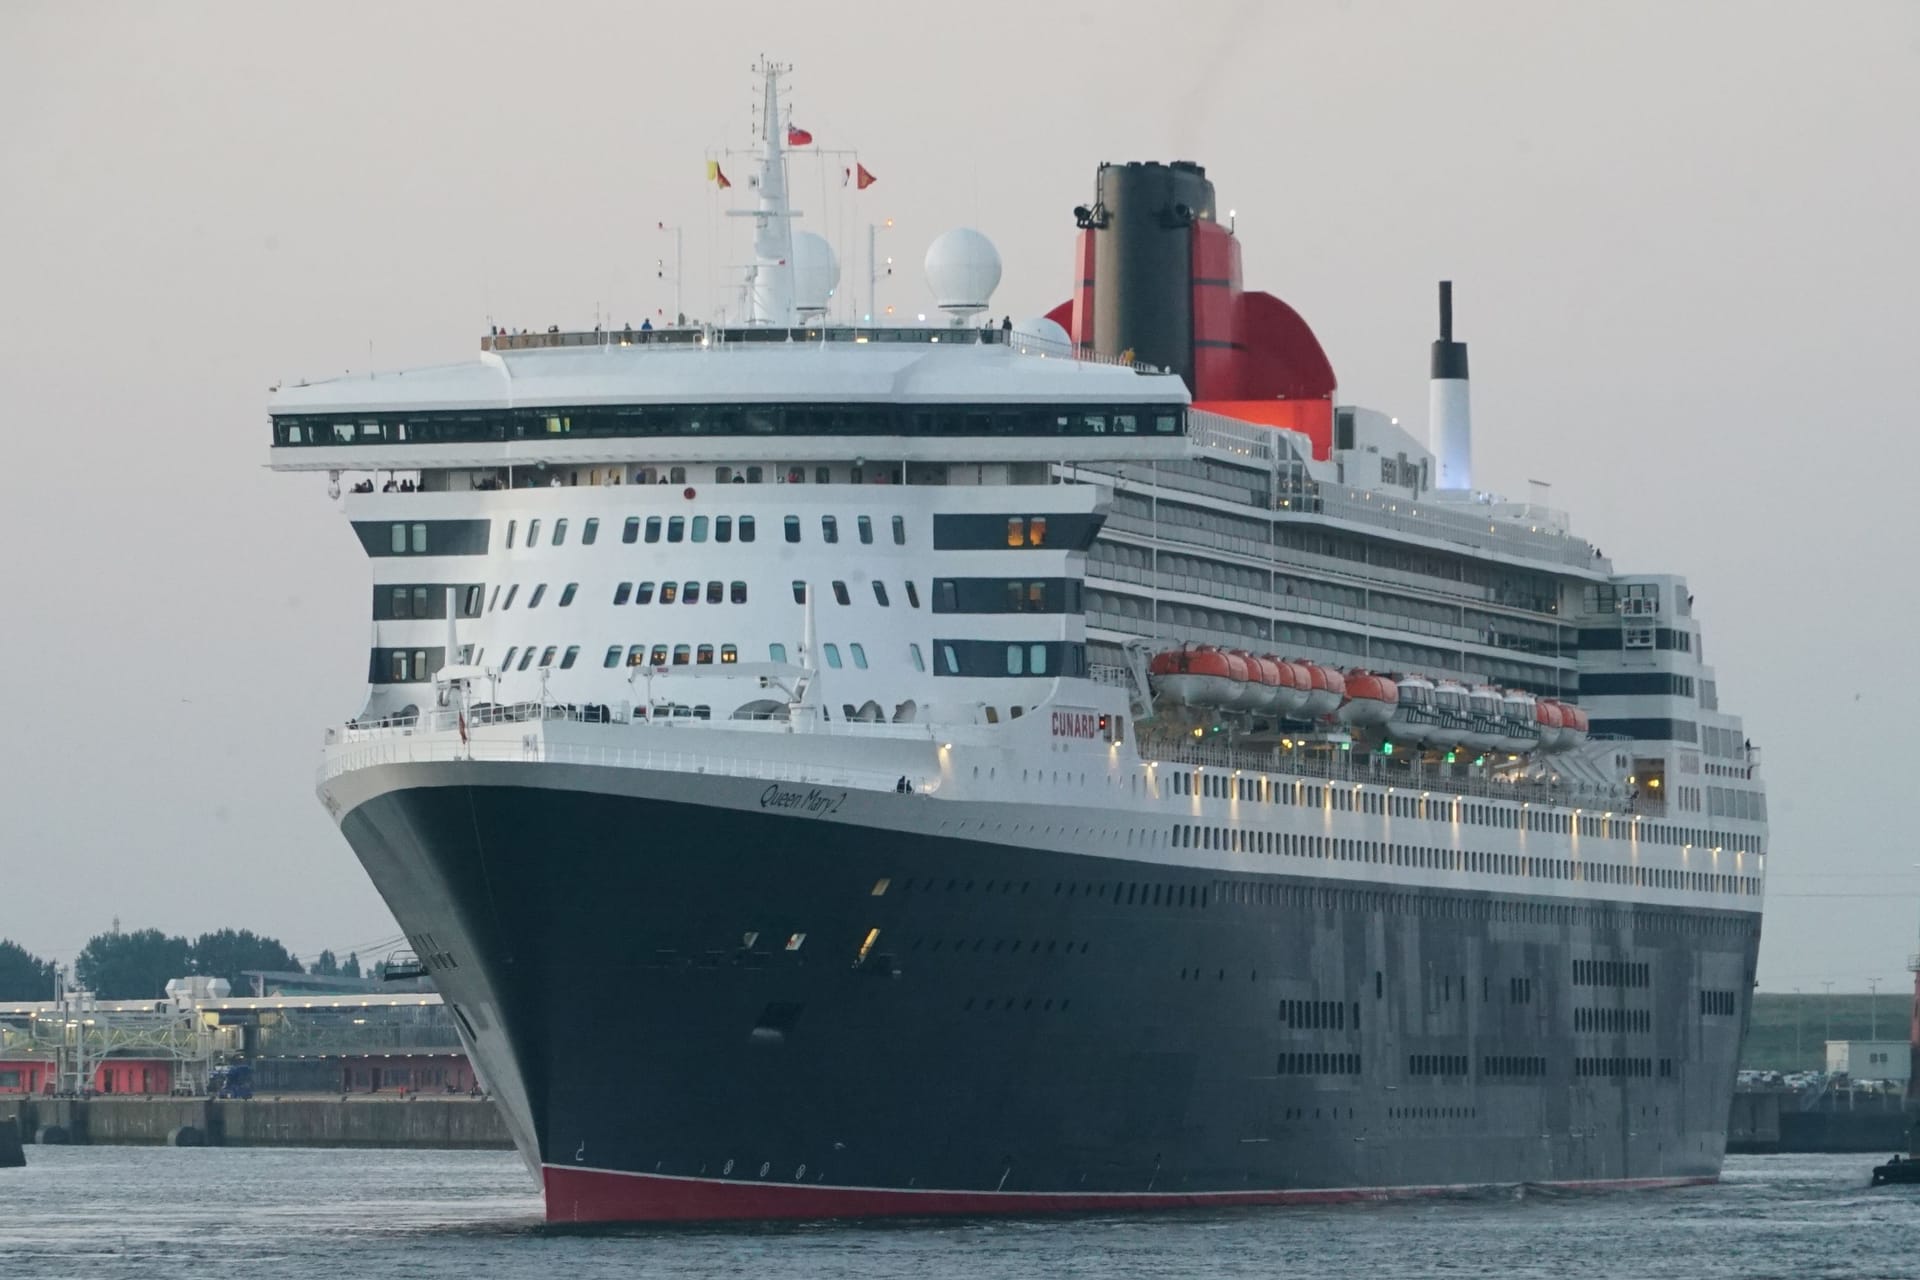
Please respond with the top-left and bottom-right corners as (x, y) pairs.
(924, 227), (1001, 316)
(791, 231), (840, 314)
(1013, 315), (1071, 350)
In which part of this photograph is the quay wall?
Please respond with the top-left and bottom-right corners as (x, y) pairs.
(0, 1096), (511, 1150)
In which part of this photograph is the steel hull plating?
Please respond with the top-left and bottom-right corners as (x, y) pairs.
(337, 771), (1759, 1224)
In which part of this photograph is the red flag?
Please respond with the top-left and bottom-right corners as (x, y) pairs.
(786, 125), (813, 146)
(855, 163), (877, 191)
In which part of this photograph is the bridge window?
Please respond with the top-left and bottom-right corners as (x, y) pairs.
(706, 580), (723, 604)
(672, 644), (691, 665)
(650, 644), (668, 666)
(501, 585), (518, 610)
(667, 517), (685, 543)
(731, 581), (748, 604)
(527, 519), (541, 546)
(660, 582), (677, 604)
(721, 644), (738, 664)
(538, 646), (557, 667)
(697, 644), (715, 665)
(910, 643), (925, 672)
(792, 580), (807, 604)
(645, 517), (662, 543)
(769, 642), (788, 663)
(905, 581), (920, 608)
(517, 648), (537, 671)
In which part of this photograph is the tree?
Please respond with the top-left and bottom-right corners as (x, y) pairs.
(342, 952), (362, 979)
(189, 930), (303, 993)
(75, 928), (193, 999)
(0, 939), (55, 1001)
(312, 949), (340, 976)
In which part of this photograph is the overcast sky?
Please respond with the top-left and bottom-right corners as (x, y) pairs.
(1, 2), (1914, 991)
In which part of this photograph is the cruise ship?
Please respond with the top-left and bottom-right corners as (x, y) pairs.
(268, 65), (1767, 1223)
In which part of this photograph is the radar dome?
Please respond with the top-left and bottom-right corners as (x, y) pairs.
(1013, 315), (1071, 350)
(924, 227), (1002, 319)
(791, 231), (840, 316)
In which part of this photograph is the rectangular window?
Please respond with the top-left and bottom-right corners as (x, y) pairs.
(857, 515), (873, 544)
(785, 515), (801, 543)
(558, 583), (577, 607)
(822, 515), (839, 544)
(731, 581), (748, 604)
(706, 580), (723, 604)
(411, 523), (427, 553)
(850, 643), (868, 669)
(1007, 517), (1025, 548)
(832, 581), (851, 605)
(645, 517), (662, 543)
(672, 644), (691, 665)
(391, 651), (410, 681)
(682, 579), (700, 604)
(770, 642), (788, 663)
(872, 581), (889, 607)
(582, 517), (599, 546)
(660, 581), (678, 604)
(1007, 644), (1024, 675)
(527, 584), (546, 608)
(390, 524), (407, 554)
(697, 644), (715, 665)
(552, 518), (568, 546)
(623, 517), (640, 544)
(463, 585), (482, 615)
(941, 644), (959, 674)
(603, 645), (622, 668)
(892, 515), (906, 545)
(910, 642), (925, 672)
(635, 581), (655, 605)
(740, 515), (756, 543)
(527, 519), (541, 546)
(411, 586), (429, 617)
(720, 644), (738, 664)
(815, 466), (831, 485)
(650, 644), (668, 665)
(614, 582), (632, 605)
(391, 586), (410, 618)
(715, 516), (732, 543)
(691, 515), (708, 543)
(905, 581), (920, 608)
(792, 580), (808, 604)
(824, 643), (843, 669)
(746, 466), (763, 484)
(667, 516), (685, 543)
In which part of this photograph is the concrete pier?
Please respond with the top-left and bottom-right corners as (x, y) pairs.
(0, 1095), (511, 1151)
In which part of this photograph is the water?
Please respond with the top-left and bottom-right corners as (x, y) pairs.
(0, 1148), (1914, 1279)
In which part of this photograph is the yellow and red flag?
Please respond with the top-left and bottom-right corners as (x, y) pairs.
(706, 161), (732, 189)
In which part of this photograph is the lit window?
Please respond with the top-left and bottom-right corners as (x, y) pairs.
(785, 515), (801, 543)
(1029, 517), (1047, 547)
(1007, 644), (1024, 675)
(905, 581), (920, 608)
(667, 516), (685, 543)
(697, 644), (715, 665)
(857, 516), (873, 544)
(721, 644), (738, 664)
(582, 517), (599, 545)
(672, 644), (691, 665)
(792, 580), (807, 604)
(645, 517), (662, 543)
(613, 583), (632, 606)
(518, 648), (537, 671)
(715, 516), (732, 543)
(683, 579), (700, 605)
(649, 644), (668, 665)
(706, 580), (723, 604)
(910, 643), (925, 672)
(538, 645), (557, 667)
(527, 519), (541, 546)
(892, 515), (906, 545)
(822, 515), (839, 544)
(660, 582), (678, 604)
(769, 642), (788, 663)
(1007, 517), (1024, 548)
(635, 581), (655, 605)
(850, 643), (868, 669)
(740, 515), (757, 543)
(623, 517), (640, 544)
(872, 582), (890, 607)
(832, 581), (850, 606)
(558, 583), (577, 607)
(527, 584), (547, 609)
(552, 518), (568, 546)
(824, 643), (843, 669)
(691, 515), (708, 543)
(603, 646), (622, 668)
(502, 585), (518, 610)
(731, 581), (748, 604)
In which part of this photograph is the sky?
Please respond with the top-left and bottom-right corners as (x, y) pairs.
(0, 1), (1915, 991)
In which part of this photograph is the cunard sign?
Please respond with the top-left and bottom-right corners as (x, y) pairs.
(1051, 709), (1101, 739)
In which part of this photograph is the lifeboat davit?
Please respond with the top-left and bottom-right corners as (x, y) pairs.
(1461, 684), (1505, 750)
(1339, 670), (1400, 728)
(1149, 644), (1239, 708)
(1297, 662), (1346, 719)
(1534, 699), (1568, 752)
(1268, 657), (1313, 719)
(1496, 689), (1537, 752)
(1560, 703), (1590, 748)
(1225, 650), (1278, 713)
(1388, 674), (1437, 744)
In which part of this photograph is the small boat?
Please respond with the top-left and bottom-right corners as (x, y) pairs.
(1872, 1154), (1920, 1186)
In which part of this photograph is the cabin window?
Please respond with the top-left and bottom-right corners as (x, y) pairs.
(603, 646), (622, 668)
(815, 466), (831, 485)
(527, 519), (541, 546)
(784, 516), (801, 543)
(552, 518), (568, 546)
(770, 643), (788, 663)
(1007, 644), (1024, 675)
(660, 582), (678, 604)
(1028, 517), (1047, 547)
(746, 467), (763, 484)
(623, 517), (640, 544)
(910, 643), (925, 672)
(792, 580), (808, 604)
(558, 583), (577, 607)
(667, 517), (685, 543)
(731, 581), (748, 604)
(499, 647), (517, 671)
(390, 587), (410, 618)
(634, 581), (655, 605)
(715, 466), (733, 484)
(824, 643), (843, 669)
(505, 520), (517, 550)
(538, 645), (557, 667)
(411, 523), (427, 553)
(857, 516), (873, 544)
(391, 524), (408, 554)
(645, 517), (662, 543)
(527, 584), (547, 609)
(740, 515), (756, 543)
(501, 585), (518, 610)
(650, 644), (668, 665)
(715, 516), (732, 543)
(822, 516), (839, 544)
(1006, 517), (1024, 548)
(682, 579), (700, 605)
(697, 644), (715, 665)
(720, 644), (738, 664)
(872, 582), (890, 607)
(672, 644), (691, 665)
(669, 466), (686, 484)
(941, 644), (959, 674)
(517, 648), (537, 671)
(892, 515), (906, 545)
(850, 643), (869, 669)
(832, 581), (851, 606)
(706, 580), (723, 604)
(582, 517), (599, 545)
(691, 515), (708, 543)
(905, 581), (920, 608)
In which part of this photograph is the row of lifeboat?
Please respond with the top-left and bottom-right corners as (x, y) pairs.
(1146, 645), (1589, 753)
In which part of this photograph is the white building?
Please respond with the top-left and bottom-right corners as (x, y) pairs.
(1825, 1040), (1911, 1084)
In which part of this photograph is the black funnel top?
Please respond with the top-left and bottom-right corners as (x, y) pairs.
(1431, 280), (1468, 380)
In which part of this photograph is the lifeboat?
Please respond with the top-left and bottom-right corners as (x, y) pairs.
(1339, 670), (1400, 728)
(1560, 703), (1590, 748)
(1268, 657), (1313, 719)
(1297, 662), (1346, 719)
(1149, 644), (1239, 708)
(1228, 650), (1280, 713)
(1388, 674), (1437, 744)
(1431, 679), (1469, 722)
(1461, 684), (1505, 749)
(1534, 699), (1568, 752)
(1496, 689), (1538, 752)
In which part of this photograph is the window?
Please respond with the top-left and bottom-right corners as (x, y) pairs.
(815, 466), (831, 485)
(892, 515), (906, 545)
(832, 581), (851, 606)
(667, 516), (685, 543)
(850, 643), (868, 669)
(538, 645), (557, 667)
(1007, 517), (1025, 548)
(824, 643), (843, 669)
(857, 516), (873, 544)
(518, 648), (537, 671)
(941, 643), (959, 674)
(523, 582), (549, 609)
(697, 644), (715, 665)
(645, 517), (662, 543)
(603, 646), (622, 668)
(731, 581), (748, 604)
(770, 642), (788, 663)
(715, 516), (732, 543)
(411, 523), (426, 553)
(872, 582), (890, 607)
(691, 515), (708, 543)
(706, 580), (723, 604)
(660, 581), (678, 604)
(500, 646), (518, 671)
(1030, 644), (1047, 674)
(784, 515), (800, 543)
(635, 581), (655, 604)
(1007, 644), (1024, 675)
(905, 581), (920, 609)
(672, 644), (691, 665)
(822, 515), (839, 544)
(552, 518), (568, 546)
(792, 580), (808, 604)
(390, 524), (407, 554)
(505, 520), (517, 550)
(390, 651), (410, 681)
(463, 585), (482, 615)
(527, 519), (541, 546)
(682, 579), (700, 604)
(937, 580), (958, 611)
(623, 517), (640, 544)
(740, 515), (756, 543)
(715, 466), (733, 484)
(558, 583), (577, 607)
(746, 466), (763, 484)
(669, 466), (686, 484)
(650, 644), (668, 665)
(390, 586), (411, 618)
(1029, 517), (1047, 547)
(501, 585), (519, 610)
(582, 517), (599, 546)
(910, 643), (925, 672)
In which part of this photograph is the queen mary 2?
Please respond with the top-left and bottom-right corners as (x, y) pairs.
(268, 64), (1766, 1222)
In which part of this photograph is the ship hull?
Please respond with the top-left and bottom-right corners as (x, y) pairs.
(334, 766), (1760, 1224)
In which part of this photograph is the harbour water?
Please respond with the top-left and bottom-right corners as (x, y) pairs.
(1, 1148), (1914, 1279)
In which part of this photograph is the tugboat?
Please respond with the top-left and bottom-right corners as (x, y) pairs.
(1872, 1153), (1920, 1186)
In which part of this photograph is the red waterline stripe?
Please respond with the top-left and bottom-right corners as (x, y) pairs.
(541, 1164), (1716, 1224)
